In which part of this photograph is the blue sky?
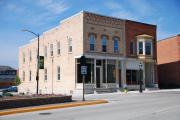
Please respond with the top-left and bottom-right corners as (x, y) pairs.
(0, 0), (180, 68)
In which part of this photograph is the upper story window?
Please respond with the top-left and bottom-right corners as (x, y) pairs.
(23, 52), (25, 63)
(44, 46), (47, 58)
(113, 37), (119, 53)
(137, 34), (153, 56)
(29, 70), (31, 81)
(50, 44), (53, 56)
(29, 50), (32, 62)
(145, 41), (152, 55)
(57, 42), (61, 55)
(89, 34), (95, 51)
(101, 36), (107, 52)
(138, 41), (143, 54)
(68, 37), (72, 53)
(130, 42), (134, 55)
(23, 71), (25, 81)
(44, 68), (47, 81)
(57, 66), (60, 80)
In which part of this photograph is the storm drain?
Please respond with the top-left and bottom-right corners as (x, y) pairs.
(39, 112), (52, 115)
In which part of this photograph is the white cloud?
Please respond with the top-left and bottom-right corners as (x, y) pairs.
(111, 11), (138, 20)
(104, 1), (122, 10)
(126, 0), (155, 16)
(37, 0), (69, 15)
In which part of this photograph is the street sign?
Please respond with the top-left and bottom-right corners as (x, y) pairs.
(39, 56), (44, 69)
(81, 66), (87, 75)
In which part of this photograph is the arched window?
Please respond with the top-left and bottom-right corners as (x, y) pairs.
(113, 37), (119, 53)
(101, 36), (107, 52)
(89, 34), (95, 51)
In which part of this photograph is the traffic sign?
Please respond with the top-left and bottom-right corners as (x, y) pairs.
(81, 66), (87, 75)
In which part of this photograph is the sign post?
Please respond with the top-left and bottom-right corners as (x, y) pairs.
(80, 55), (86, 101)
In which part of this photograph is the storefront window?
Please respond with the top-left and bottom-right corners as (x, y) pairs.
(76, 58), (94, 83)
(107, 60), (116, 83)
(126, 70), (138, 85)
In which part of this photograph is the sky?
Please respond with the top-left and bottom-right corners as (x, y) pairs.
(0, 0), (180, 69)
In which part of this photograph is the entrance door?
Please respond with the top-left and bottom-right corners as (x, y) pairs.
(96, 66), (102, 88)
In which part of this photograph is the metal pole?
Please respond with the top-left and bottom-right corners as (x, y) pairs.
(82, 75), (85, 101)
(36, 34), (40, 94)
(139, 68), (143, 93)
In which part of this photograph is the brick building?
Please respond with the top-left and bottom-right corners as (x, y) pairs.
(157, 34), (180, 88)
(19, 11), (158, 95)
(0, 66), (17, 88)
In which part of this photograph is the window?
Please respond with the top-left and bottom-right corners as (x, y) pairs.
(23, 52), (25, 63)
(29, 51), (32, 62)
(50, 44), (53, 56)
(57, 66), (60, 80)
(44, 68), (47, 81)
(101, 36), (107, 52)
(145, 42), (151, 55)
(89, 34), (95, 51)
(138, 42), (143, 54)
(107, 60), (116, 83)
(126, 70), (139, 85)
(44, 46), (47, 58)
(68, 38), (72, 52)
(23, 71), (25, 81)
(130, 42), (134, 54)
(113, 37), (119, 53)
(57, 42), (61, 55)
(29, 70), (31, 81)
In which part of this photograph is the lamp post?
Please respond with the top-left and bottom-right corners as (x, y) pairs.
(22, 29), (40, 95)
(139, 62), (143, 93)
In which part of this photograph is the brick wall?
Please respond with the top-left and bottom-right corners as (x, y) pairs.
(125, 20), (157, 59)
(157, 35), (180, 88)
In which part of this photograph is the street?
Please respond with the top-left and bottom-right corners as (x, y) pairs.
(1, 91), (180, 120)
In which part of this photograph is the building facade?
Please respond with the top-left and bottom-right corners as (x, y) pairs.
(157, 34), (180, 88)
(19, 11), (158, 95)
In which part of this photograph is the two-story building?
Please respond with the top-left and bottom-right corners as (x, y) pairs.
(18, 11), (158, 95)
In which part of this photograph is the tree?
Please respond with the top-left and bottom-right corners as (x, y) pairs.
(13, 75), (21, 86)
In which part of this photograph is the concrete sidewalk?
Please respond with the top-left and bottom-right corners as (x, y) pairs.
(0, 100), (108, 116)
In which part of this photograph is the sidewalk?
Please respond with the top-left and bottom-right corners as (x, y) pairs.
(0, 100), (108, 116)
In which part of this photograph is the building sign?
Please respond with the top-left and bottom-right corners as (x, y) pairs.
(39, 56), (44, 69)
(81, 66), (87, 75)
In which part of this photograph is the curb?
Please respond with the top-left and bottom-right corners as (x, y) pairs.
(0, 100), (108, 116)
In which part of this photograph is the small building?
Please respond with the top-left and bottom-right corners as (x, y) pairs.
(157, 34), (180, 88)
(0, 66), (17, 88)
(18, 11), (158, 95)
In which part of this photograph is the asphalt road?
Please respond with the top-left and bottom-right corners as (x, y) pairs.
(1, 91), (180, 120)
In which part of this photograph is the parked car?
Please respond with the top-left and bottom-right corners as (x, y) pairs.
(3, 86), (18, 92)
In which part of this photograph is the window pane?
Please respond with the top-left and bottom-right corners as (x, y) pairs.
(107, 60), (116, 83)
(102, 36), (107, 52)
(50, 44), (53, 56)
(145, 42), (151, 55)
(77, 63), (82, 83)
(86, 59), (94, 83)
(139, 42), (143, 54)
(126, 70), (131, 85)
(114, 38), (119, 53)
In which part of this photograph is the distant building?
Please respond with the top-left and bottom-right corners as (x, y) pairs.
(19, 11), (158, 95)
(0, 66), (17, 88)
(157, 34), (180, 88)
